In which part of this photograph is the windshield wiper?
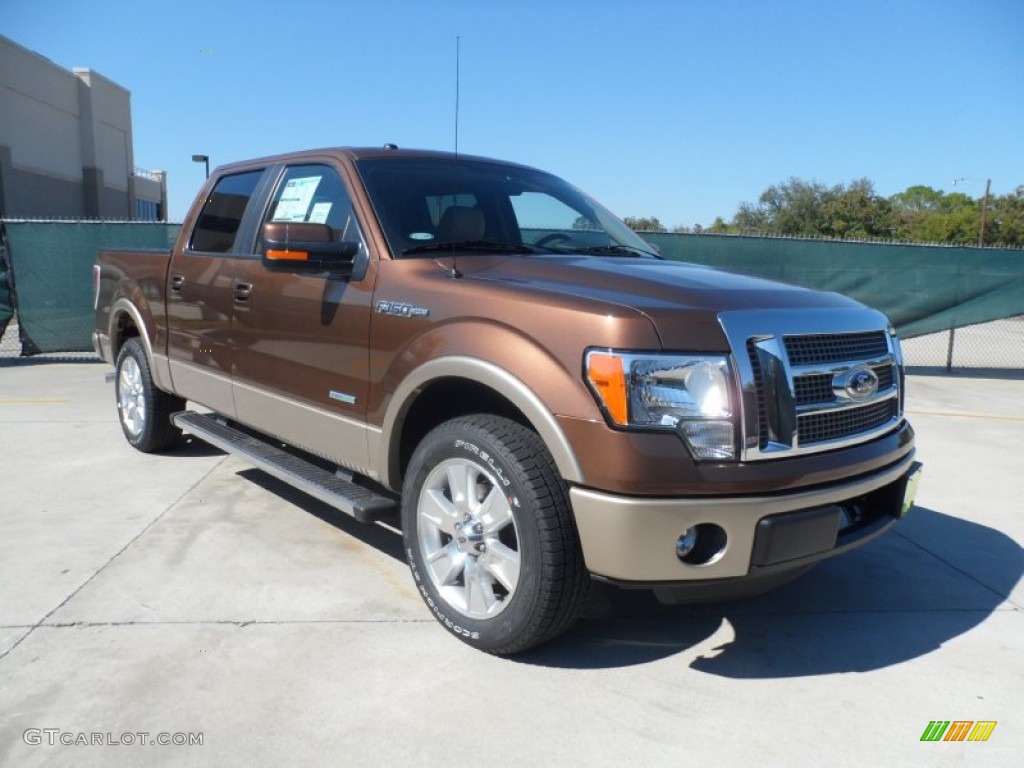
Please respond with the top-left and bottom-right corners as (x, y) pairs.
(403, 239), (546, 256)
(567, 244), (661, 259)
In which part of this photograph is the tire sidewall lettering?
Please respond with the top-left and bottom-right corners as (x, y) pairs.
(407, 545), (481, 641)
(454, 439), (512, 490)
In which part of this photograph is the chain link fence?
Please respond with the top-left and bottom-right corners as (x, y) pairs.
(0, 318), (100, 363)
(900, 316), (1024, 371)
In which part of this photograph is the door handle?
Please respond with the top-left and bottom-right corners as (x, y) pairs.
(233, 282), (253, 303)
(170, 274), (185, 294)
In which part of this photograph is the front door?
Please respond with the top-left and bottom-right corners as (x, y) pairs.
(230, 161), (377, 473)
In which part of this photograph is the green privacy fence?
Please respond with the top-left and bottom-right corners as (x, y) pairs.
(645, 233), (1024, 338)
(1, 222), (1022, 355)
(0, 228), (14, 342)
(1, 221), (180, 355)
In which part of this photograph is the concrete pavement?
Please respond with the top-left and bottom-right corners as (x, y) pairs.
(0, 360), (1020, 767)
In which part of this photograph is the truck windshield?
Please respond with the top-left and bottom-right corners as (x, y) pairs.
(355, 156), (658, 259)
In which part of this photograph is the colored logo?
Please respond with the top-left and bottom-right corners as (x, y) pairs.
(920, 720), (997, 742)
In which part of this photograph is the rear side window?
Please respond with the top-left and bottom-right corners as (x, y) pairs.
(189, 170), (264, 253)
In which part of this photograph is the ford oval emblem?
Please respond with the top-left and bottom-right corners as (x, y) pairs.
(845, 366), (879, 401)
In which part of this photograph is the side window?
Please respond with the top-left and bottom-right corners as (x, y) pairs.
(265, 164), (363, 244)
(189, 170), (264, 253)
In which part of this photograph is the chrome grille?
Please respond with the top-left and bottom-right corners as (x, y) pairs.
(784, 331), (888, 365)
(798, 400), (899, 445)
(719, 309), (905, 461)
(794, 373), (834, 404)
(746, 339), (770, 440)
(874, 363), (895, 391)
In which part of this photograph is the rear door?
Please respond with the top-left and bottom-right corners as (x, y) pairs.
(166, 168), (269, 416)
(230, 161), (377, 473)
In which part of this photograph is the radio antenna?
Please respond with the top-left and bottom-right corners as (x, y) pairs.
(448, 35), (463, 279)
(454, 35), (460, 158)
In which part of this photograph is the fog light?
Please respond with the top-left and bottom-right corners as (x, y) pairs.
(676, 528), (698, 559)
(675, 523), (728, 565)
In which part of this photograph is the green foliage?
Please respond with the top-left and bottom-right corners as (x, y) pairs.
(987, 192), (1024, 246)
(622, 216), (667, 233)
(725, 178), (896, 239)
(707, 217), (730, 234)
(890, 186), (981, 244)
(683, 178), (1024, 246)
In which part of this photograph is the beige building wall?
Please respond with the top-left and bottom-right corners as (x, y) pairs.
(0, 34), (164, 220)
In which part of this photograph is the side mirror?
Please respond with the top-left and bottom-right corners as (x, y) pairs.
(262, 222), (359, 274)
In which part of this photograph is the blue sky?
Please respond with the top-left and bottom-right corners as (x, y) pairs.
(5, 0), (1023, 226)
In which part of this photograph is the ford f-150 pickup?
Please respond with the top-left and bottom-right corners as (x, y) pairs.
(93, 146), (922, 654)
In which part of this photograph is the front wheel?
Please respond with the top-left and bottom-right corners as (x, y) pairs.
(115, 337), (184, 452)
(402, 415), (589, 654)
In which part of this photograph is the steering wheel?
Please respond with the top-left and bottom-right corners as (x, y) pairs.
(535, 232), (573, 247)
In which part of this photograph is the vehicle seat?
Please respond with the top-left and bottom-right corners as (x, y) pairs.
(437, 206), (485, 242)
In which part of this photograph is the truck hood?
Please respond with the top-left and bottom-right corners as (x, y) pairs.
(467, 255), (863, 350)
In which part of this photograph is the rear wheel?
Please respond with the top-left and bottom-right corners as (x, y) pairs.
(115, 337), (184, 452)
(402, 414), (589, 654)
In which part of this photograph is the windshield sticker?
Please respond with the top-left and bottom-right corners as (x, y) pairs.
(272, 175), (322, 222)
(308, 202), (332, 224)
(409, 232), (434, 241)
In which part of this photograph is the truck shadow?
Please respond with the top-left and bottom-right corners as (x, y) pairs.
(223, 468), (1022, 676)
(165, 434), (232, 458)
(236, 469), (407, 563)
(519, 506), (1022, 674)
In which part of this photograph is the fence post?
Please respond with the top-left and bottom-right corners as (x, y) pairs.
(945, 327), (956, 372)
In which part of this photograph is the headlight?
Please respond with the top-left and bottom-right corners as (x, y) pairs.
(585, 350), (736, 460)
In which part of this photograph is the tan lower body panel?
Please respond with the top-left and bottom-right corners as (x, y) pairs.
(232, 379), (379, 476)
(570, 452), (916, 582)
(168, 359), (235, 419)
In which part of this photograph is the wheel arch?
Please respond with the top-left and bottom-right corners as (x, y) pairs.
(109, 298), (151, 363)
(376, 357), (583, 491)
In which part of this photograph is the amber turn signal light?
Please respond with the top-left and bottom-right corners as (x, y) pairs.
(266, 249), (309, 261)
(586, 352), (629, 425)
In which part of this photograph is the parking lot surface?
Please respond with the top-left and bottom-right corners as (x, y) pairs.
(0, 360), (1021, 767)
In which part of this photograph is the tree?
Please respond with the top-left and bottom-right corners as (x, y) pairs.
(707, 217), (730, 234)
(890, 186), (980, 244)
(984, 191), (1024, 247)
(728, 177), (895, 238)
(819, 179), (895, 239)
(689, 178), (1024, 245)
(622, 216), (667, 232)
(757, 178), (830, 236)
(731, 202), (769, 232)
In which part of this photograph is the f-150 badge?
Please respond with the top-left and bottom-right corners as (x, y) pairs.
(375, 300), (429, 318)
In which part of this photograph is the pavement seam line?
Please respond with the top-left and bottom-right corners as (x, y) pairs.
(891, 527), (1023, 610)
(27, 609), (1015, 627)
(35, 618), (434, 628)
(906, 409), (1024, 422)
(0, 455), (230, 663)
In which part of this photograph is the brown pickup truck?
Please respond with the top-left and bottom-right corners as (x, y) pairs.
(93, 146), (922, 654)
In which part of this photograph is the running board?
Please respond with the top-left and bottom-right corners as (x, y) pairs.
(172, 411), (396, 523)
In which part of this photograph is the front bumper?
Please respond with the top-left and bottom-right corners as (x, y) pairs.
(570, 452), (922, 587)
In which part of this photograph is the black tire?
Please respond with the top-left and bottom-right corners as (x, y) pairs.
(115, 337), (185, 452)
(402, 414), (589, 654)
